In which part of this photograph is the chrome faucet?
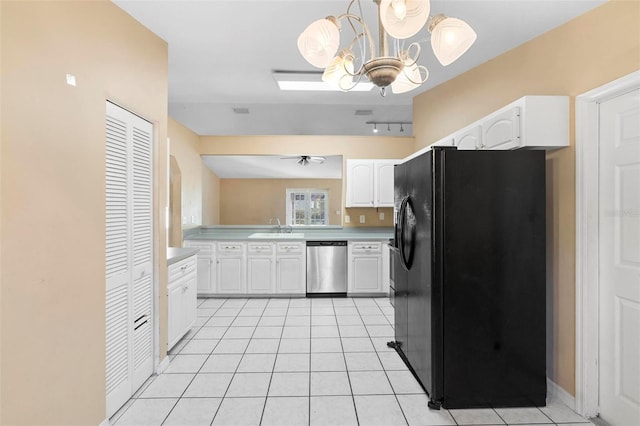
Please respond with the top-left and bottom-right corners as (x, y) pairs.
(269, 217), (282, 232)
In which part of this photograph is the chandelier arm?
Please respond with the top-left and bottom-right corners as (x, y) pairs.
(404, 65), (429, 85)
(336, 13), (377, 62)
(403, 42), (422, 67)
(337, 63), (367, 91)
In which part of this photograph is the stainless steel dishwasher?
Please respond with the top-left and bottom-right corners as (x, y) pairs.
(306, 241), (347, 296)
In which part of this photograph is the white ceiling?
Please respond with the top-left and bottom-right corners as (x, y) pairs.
(113, 0), (605, 137)
(203, 155), (343, 178)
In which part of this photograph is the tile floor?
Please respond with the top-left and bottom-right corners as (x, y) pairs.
(112, 297), (592, 426)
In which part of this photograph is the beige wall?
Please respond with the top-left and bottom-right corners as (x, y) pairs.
(202, 164), (221, 225)
(0, 1), (168, 424)
(412, 1), (640, 395)
(220, 179), (342, 225)
(200, 135), (415, 227)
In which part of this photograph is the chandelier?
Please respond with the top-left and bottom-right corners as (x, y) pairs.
(297, 0), (477, 95)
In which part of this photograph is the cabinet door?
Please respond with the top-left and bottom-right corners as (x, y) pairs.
(247, 257), (275, 293)
(482, 107), (520, 150)
(196, 256), (214, 294)
(454, 125), (481, 150)
(375, 161), (396, 207)
(217, 257), (246, 293)
(182, 274), (197, 332)
(277, 256), (305, 294)
(350, 256), (382, 292)
(346, 160), (374, 207)
(167, 283), (184, 349)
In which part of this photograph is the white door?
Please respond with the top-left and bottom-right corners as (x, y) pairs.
(482, 107), (520, 150)
(374, 160), (396, 207)
(598, 88), (640, 426)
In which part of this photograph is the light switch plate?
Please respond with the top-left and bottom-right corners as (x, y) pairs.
(359, 215), (365, 224)
(345, 215), (350, 223)
(379, 212), (384, 220)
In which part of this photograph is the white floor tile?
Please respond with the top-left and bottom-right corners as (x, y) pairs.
(179, 339), (219, 354)
(222, 299), (248, 307)
(222, 326), (255, 339)
(268, 372), (310, 396)
(289, 298), (312, 307)
(311, 325), (340, 338)
(214, 307), (241, 317)
(230, 316), (260, 327)
(245, 338), (280, 354)
(311, 352), (347, 372)
(274, 353), (310, 372)
(195, 326), (227, 339)
(311, 337), (342, 353)
(341, 337), (375, 352)
(212, 338), (250, 354)
(371, 337), (398, 352)
(267, 299), (289, 307)
(362, 315), (391, 325)
(278, 338), (311, 353)
(183, 373), (233, 398)
(205, 317), (234, 327)
(344, 352), (384, 371)
(310, 371), (352, 396)
(261, 396), (310, 426)
(225, 372), (271, 397)
(366, 324), (395, 337)
(236, 353), (276, 372)
(312, 307), (335, 316)
(377, 351), (409, 370)
(199, 299), (226, 309)
(357, 307), (384, 316)
(337, 315), (364, 326)
(192, 316), (209, 327)
(211, 397), (265, 426)
(397, 394), (457, 426)
(165, 355), (208, 373)
(449, 408), (505, 425)
(332, 298), (356, 307)
(540, 400), (590, 423)
(386, 370), (425, 394)
(263, 307), (289, 316)
(312, 315), (337, 326)
(238, 307), (265, 317)
(244, 298), (269, 308)
(495, 407), (553, 424)
(349, 371), (394, 395)
(282, 326), (311, 338)
(139, 373), (194, 398)
(259, 315), (286, 326)
(354, 395), (408, 426)
(253, 326), (283, 338)
(200, 354), (242, 373)
(339, 325), (370, 337)
(114, 398), (177, 426)
(197, 308), (218, 317)
(288, 307), (311, 316)
(162, 398), (221, 426)
(334, 307), (359, 316)
(310, 396), (358, 426)
(285, 316), (311, 326)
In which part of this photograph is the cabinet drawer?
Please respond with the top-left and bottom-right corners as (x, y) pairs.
(277, 242), (304, 254)
(248, 242), (274, 255)
(217, 242), (246, 254)
(168, 255), (197, 283)
(350, 241), (382, 254)
(184, 240), (215, 256)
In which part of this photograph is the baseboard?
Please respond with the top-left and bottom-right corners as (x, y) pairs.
(98, 418), (110, 426)
(156, 355), (171, 374)
(547, 377), (576, 410)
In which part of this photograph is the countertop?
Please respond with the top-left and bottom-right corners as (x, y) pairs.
(183, 226), (394, 242)
(167, 247), (200, 265)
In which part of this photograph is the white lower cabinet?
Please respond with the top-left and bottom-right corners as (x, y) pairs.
(247, 242), (276, 294)
(348, 241), (384, 294)
(184, 240), (216, 296)
(276, 242), (306, 294)
(167, 255), (197, 350)
(216, 242), (246, 294)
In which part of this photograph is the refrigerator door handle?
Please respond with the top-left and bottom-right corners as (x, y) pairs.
(399, 196), (412, 271)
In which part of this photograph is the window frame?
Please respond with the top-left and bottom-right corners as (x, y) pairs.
(285, 188), (329, 226)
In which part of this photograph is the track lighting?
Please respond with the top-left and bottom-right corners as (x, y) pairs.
(367, 121), (411, 134)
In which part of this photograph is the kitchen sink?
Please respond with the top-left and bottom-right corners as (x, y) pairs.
(248, 232), (305, 239)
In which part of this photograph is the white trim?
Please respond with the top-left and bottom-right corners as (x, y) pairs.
(575, 70), (640, 419)
(98, 418), (110, 426)
(547, 377), (576, 411)
(156, 355), (171, 375)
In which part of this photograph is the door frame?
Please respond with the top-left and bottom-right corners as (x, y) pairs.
(575, 70), (640, 418)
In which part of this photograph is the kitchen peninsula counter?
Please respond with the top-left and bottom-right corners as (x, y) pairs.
(183, 226), (393, 241)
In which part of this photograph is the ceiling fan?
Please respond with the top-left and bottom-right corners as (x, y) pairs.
(280, 155), (326, 166)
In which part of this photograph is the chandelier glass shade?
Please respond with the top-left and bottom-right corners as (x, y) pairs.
(297, 0), (476, 95)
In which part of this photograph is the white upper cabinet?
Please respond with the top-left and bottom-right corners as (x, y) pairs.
(434, 96), (569, 151)
(346, 159), (398, 208)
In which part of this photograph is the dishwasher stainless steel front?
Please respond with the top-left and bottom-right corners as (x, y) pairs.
(306, 241), (348, 296)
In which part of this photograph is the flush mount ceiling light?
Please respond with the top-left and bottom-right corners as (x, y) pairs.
(297, 0), (476, 96)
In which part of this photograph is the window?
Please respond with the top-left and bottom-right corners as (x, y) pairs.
(286, 188), (329, 226)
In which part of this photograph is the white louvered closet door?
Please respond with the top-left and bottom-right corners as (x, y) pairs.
(105, 102), (153, 418)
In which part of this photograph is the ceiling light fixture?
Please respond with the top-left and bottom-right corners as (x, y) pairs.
(367, 121), (411, 133)
(297, 0), (476, 96)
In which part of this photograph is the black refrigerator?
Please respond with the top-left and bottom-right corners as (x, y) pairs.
(390, 147), (546, 409)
